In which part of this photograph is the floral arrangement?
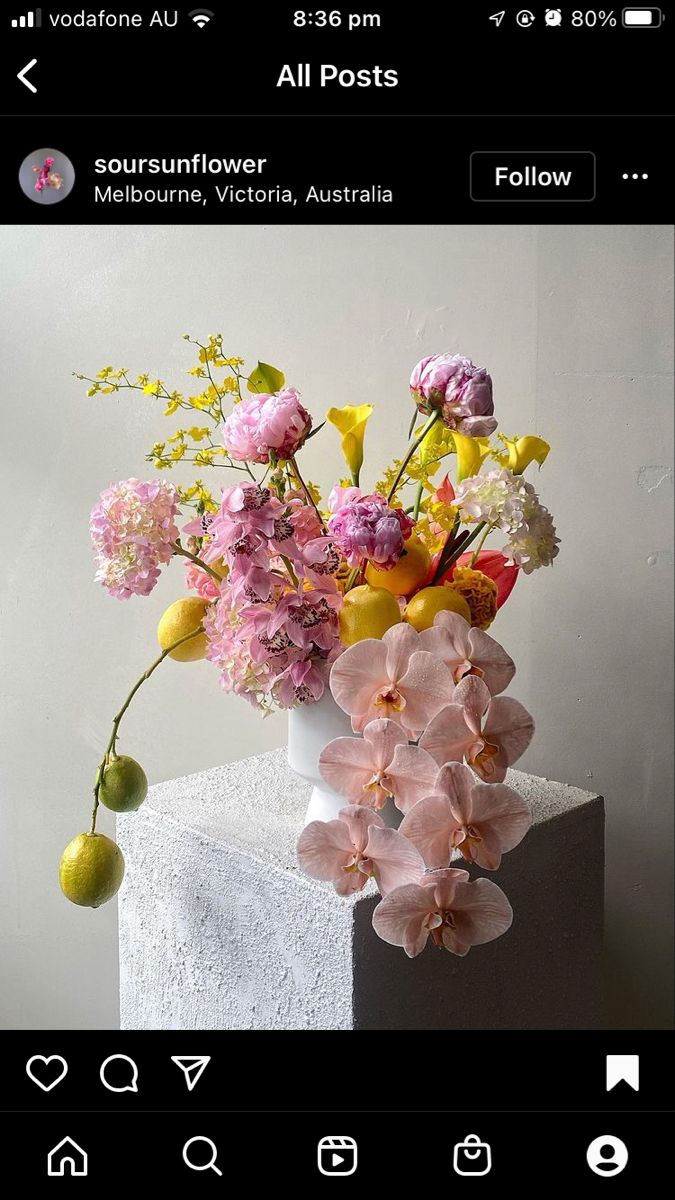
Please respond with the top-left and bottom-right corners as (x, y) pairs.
(59, 336), (559, 965)
(32, 156), (63, 194)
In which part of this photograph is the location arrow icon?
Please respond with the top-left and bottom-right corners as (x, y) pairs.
(489, 11), (506, 26)
(171, 1055), (211, 1092)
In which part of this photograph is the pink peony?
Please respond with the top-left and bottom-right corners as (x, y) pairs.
(410, 353), (497, 436)
(399, 761), (531, 871)
(327, 492), (414, 569)
(372, 867), (513, 957)
(90, 478), (179, 599)
(297, 805), (425, 897)
(420, 675), (534, 783)
(319, 718), (439, 813)
(328, 484), (362, 513)
(222, 387), (312, 463)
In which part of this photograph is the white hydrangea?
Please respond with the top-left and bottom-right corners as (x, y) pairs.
(505, 507), (560, 574)
(454, 468), (535, 533)
(455, 467), (560, 574)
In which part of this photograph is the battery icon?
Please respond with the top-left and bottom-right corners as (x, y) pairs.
(622, 7), (662, 24)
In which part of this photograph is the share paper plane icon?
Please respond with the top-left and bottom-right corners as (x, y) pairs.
(171, 1055), (211, 1092)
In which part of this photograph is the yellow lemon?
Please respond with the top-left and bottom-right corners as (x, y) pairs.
(157, 597), (209, 661)
(364, 537), (431, 598)
(59, 832), (125, 908)
(99, 755), (148, 813)
(339, 584), (401, 647)
(404, 585), (471, 632)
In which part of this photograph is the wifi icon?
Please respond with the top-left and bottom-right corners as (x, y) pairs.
(189, 8), (214, 26)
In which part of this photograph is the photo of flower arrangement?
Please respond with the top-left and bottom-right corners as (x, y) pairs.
(60, 336), (560, 964)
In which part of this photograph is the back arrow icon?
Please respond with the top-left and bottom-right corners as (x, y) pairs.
(17, 59), (38, 93)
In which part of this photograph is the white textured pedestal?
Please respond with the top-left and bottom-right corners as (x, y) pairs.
(118, 749), (604, 1030)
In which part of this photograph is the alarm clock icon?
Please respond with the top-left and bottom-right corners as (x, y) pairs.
(545, 7), (563, 23)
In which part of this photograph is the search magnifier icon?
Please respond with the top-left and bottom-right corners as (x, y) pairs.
(183, 1136), (223, 1176)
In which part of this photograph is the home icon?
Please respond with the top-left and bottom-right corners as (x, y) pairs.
(47, 1136), (88, 1177)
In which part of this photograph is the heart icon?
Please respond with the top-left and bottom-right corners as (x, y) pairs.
(26, 1055), (68, 1092)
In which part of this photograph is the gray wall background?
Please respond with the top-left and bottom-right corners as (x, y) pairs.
(0, 224), (672, 1030)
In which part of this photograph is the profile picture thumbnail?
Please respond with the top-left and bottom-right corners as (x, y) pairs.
(19, 147), (75, 204)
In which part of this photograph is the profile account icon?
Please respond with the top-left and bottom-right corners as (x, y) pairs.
(586, 1135), (628, 1177)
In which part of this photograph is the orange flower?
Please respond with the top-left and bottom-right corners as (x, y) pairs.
(449, 566), (497, 630)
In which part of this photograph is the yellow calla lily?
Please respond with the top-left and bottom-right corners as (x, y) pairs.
(500, 435), (551, 474)
(327, 404), (373, 485)
(451, 431), (492, 482)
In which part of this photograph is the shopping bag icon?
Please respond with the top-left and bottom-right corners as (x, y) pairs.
(453, 1134), (492, 1176)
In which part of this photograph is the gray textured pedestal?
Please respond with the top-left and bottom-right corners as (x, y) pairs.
(118, 748), (604, 1030)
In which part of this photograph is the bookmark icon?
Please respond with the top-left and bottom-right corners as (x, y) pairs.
(606, 1054), (639, 1092)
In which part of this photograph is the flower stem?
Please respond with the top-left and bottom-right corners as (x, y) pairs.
(413, 481), (424, 521)
(430, 521), (486, 585)
(289, 455), (327, 533)
(345, 565), (363, 592)
(280, 555), (299, 587)
(387, 411), (440, 503)
(171, 541), (223, 584)
(89, 625), (204, 834)
(470, 523), (492, 567)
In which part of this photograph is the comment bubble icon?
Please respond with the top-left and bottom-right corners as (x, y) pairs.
(100, 1054), (139, 1093)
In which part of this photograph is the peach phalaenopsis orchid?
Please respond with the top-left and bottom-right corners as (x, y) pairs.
(318, 718), (438, 813)
(372, 868), (513, 958)
(420, 675), (534, 783)
(329, 623), (456, 736)
(399, 761), (531, 871)
(418, 611), (515, 693)
(297, 805), (424, 896)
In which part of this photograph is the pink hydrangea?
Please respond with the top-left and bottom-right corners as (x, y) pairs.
(184, 559), (222, 601)
(90, 478), (179, 599)
(410, 353), (497, 436)
(327, 493), (414, 569)
(222, 387), (312, 463)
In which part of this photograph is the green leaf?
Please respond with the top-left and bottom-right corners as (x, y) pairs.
(306, 420), (326, 440)
(247, 362), (285, 394)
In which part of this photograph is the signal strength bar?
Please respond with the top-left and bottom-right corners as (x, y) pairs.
(11, 9), (41, 26)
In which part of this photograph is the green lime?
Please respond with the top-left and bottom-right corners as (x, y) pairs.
(99, 754), (148, 812)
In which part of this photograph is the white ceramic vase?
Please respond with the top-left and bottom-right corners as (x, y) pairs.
(288, 690), (403, 829)
(287, 689), (353, 825)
